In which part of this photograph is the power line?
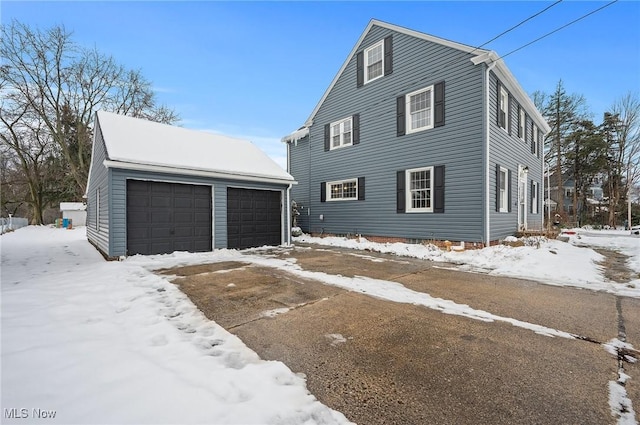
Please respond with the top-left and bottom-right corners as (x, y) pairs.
(328, 3), (569, 122)
(497, 0), (619, 60)
(472, 0), (564, 53)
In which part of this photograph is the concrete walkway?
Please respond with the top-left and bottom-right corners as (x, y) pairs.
(163, 245), (639, 425)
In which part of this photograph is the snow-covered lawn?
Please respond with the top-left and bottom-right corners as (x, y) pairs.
(1, 226), (637, 424)
(1, 227), (351, 424)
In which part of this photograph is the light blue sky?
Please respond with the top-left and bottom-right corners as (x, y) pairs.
(3, 1), (639, 168)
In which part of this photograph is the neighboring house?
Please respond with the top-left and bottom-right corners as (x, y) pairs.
(60, 202), (87, 226)
(86, 111), (295, 258)
(547, 171), (604, 216)
(283, 19), (550, 246)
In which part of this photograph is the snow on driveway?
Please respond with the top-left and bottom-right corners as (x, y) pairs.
(294, 230), (640, 298)
(1, 226), (638, 424)
(1, 227), (352, 425)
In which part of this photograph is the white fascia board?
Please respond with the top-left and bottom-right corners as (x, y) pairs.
(103, 160), (297, 186)
(304, 19), (489, 128)
(281, 127), (310, 144)
(84, 112), (100, 198)
(472, 51), (551, 135)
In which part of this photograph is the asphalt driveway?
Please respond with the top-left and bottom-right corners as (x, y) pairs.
(162, 245), (639, 425)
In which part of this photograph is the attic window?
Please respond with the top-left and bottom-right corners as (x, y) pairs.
(365, 40), (384, 83)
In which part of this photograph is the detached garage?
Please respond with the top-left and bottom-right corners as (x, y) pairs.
(86, 111), (295, 258)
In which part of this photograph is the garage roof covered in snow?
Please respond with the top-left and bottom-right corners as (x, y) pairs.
(95, 111), (294, 184)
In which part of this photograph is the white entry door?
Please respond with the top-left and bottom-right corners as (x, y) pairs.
(518, 165), (528, 231)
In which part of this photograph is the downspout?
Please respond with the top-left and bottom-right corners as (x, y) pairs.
(484, 60), (497, 247)
(286, 183), (292, 246)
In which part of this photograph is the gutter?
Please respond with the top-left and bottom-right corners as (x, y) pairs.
(103, 160), (297, 186)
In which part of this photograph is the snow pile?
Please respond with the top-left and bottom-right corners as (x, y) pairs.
(1, 227), (352, 425)
(294, 232), (640, 298)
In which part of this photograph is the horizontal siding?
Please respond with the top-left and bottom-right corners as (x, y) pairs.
(86, 124), (110, 255)
(109, 169), (288, 256)
(291, 24), (487, 242)
(489, 72), (544, 240)
(289, 135), (311, 232)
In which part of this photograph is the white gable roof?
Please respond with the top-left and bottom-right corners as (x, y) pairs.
(301, 19), (549, 135)
(96, 111), (294, 184)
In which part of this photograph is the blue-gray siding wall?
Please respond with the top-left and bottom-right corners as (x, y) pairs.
(289, 135), (311, 232)
(488, 71), (544, 240)
(86, 124), (110, 255)
(292, 25), (487, 242)
(107, 169), (288, 257)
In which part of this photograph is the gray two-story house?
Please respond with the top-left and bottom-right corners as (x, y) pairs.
(283, 19), (550, 247)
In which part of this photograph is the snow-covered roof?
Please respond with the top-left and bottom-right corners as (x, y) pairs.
(59, 202), (86, 211)
(96, 111), (294, 184)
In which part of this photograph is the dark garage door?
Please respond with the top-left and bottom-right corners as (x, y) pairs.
(126, 180), (212, 255)
(227, 188), (281, 249)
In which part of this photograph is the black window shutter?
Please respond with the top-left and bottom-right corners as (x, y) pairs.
(507, 95), (513, 135)
(524, 115), (529, 145)
(507, 169), (512, 212)
(358, 177), (365, 200)
(531, 125), (536, 154)
(434, 81), (445, 128)
(434, 165), (445, 213)
(537, 132), (542, 158)
(496, 82), (502, 127)
(352, 113), (360, 145)
(517, 105), (522, 138)
(530, 180), (534, 214)
(397, 170), (405, 213)
(356, 51), (364, 88)
(396, 96), (406, 136)
(324, 123), (330, 151)
(384, 35), (393, 76)
(320, 182), (326, 202)
(495, 164), (500, 212)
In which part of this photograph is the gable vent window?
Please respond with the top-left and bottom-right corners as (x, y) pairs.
(365, 40), (384, 83)
(357, 36), (392, 87)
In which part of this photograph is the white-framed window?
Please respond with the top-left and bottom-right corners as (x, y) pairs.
(532, 125), (538, 155)
(499, 86), (509, 131)
(95, 188), (100, 231)
(499, 167), (509, 212)
(406, 85), (434, 134)
(565, 188), (573, 197)
(330, 117), (353, 149)
(532, 181), (539, 214)
(364, 40), (384, 84)
(519, 108), (526, 141)
(406, 166), (433, 212)
(327, 179), (358, 201)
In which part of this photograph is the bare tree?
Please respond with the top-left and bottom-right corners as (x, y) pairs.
(0, 20), (178, 204)
(602, 92), (640, 227)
